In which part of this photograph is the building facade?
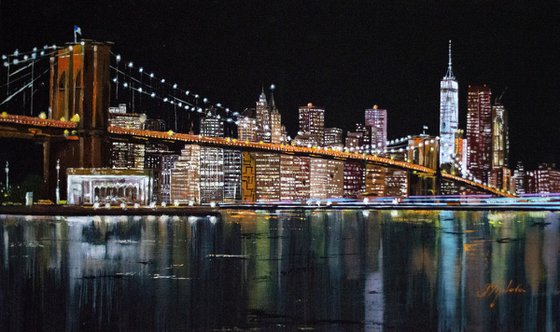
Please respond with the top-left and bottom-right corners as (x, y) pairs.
(254, 153), (281, 200)
(280, 155), (310, 201)
(223, 150), (242, 201)
(491, 103), (509, 169)
(255, 89), (271, 142)
(67, 168), (152, 205)
(298, 103), (325, 147)
(199, 147), (224, 203)
(170, 145), (200, 204)
(324, 127), (343, 148)
(200, 113), (224, 138)
(365, 105), (388, 152)
(238, 116), (257, 142)
(343, 161), (364, 198)
(467, 85), (492, 183)
(439, 40), (459, 166)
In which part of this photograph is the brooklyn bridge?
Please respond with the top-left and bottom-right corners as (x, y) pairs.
(0, 40), (513, 205)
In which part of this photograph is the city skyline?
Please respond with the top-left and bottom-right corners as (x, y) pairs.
(1, 1), (559, 169)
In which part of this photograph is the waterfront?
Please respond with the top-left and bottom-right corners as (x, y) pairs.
(1, 210), (559, 331)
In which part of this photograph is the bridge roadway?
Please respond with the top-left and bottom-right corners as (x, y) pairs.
(108, 126), (514, 197)
(0, 114), (77, 139)
(0, 115), (513, 197)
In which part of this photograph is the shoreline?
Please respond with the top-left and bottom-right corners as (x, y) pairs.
(0, 203), (559, 216)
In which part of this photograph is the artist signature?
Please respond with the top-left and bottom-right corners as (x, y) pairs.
(477, 280), (526, 308)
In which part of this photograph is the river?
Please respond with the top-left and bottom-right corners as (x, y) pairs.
(1, 210), (559, 331)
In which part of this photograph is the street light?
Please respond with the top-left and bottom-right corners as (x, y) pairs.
(56, 159), (60, 204)
(4, 161), (9, 192)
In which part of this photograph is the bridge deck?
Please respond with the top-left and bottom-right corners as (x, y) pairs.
(108, 126), (513, 197)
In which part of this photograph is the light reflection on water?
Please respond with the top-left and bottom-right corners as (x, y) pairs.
(0, 210), (559, 331)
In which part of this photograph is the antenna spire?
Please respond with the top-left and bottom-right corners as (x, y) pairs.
(445, 40), (455, 79)
(269, 84), (276, 110)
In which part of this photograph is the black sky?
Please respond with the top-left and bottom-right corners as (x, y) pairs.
(1, 0), (559, 169)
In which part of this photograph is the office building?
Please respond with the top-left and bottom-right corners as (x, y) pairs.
(224, 150), (242, 202)
(160, 154), (178, 204)
(535, 163), (560, 194)
(491, 103), (509, 169)
(439, 40), (459, 165)
(365, 164), (386, 196)
(467, 85), (492, 183)
(238, 116), (258, 142)
(365, 105), (388, 152)
(144, 143), (172, 203)
(170, 145), (201, 204)
(280, 155), (310, 201)
(345, 131), (364, 151)
(200, 111), (224, 138)
(199, 147), (224, 203)
(327, 159), (344, 198)
(110, 141), (145, 169)
(255, 153), (281, 200)
(269, 90), (284, 144)
(324, 127), (343, 148)
(255, 89), (271, 142)
(490, 167), (513, 192)
(298, 103), (325, 146)
(309, 158), (329, 199)
(343, 161), (364, 198)
(108, 104), (146, 129)
(513, 161), (526, 195)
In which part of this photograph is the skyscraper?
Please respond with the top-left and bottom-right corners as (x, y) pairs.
(171, 145), (201, 204)
(200, 109), (224, 138)
(467, 85), (492, 183)
(364, 105), (387, 152)
(199, 147), (224, 203)
(491, 103), (509, 169)
(255, 88), (271, 142)
(298, 103), (325, 147)
(255, 153), (281, 200)
(269, 89), (284, 144)
(280, 155), (310, 201)
(238, 116), (257, 142)
(324, 127), (343, 147)
(439, 40), (459, 165)
(223, 150), (242, 202)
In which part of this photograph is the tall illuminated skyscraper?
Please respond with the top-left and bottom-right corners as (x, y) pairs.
(467, 85), (492, 183)
(324, 127), (343, 147)
(269, 88), (284, 144)
(200, 109), (224, 138)
(298, 102), (325, 146)
(439, 40), (459, 165)
(238, 116), (257, 142)
(491, 103), (509, 169)
(364, 105), (387, 151)
(171, 145), (201, 204)
(255, 88), (271, 142)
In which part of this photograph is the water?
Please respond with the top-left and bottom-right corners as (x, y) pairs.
(0, 210), (559, 331)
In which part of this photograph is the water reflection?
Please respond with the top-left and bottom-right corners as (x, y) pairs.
(1, 210), (559, 331)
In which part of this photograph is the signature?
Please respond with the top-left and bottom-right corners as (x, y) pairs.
(477, 280), (526, 308)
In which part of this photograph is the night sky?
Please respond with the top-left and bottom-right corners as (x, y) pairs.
(1, 0), (559, 169)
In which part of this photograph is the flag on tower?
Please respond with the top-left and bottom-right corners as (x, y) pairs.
(73, 25), (82, 43)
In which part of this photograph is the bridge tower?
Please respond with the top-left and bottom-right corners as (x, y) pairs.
(44, 40), (112, 200)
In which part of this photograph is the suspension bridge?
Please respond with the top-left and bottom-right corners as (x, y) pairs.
(0, 39), (514, 201)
